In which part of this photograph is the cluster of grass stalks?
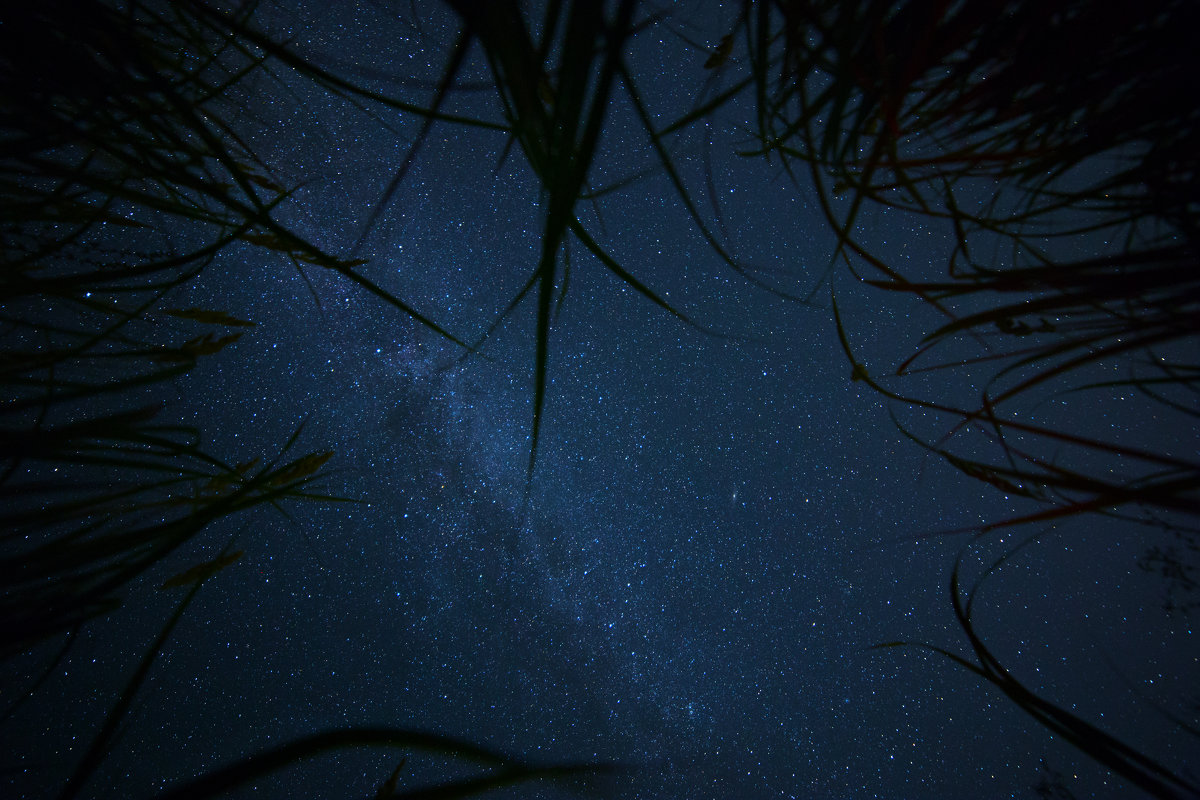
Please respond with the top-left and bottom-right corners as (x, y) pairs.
(735, 0), (1199, 532)
(722, 1), (1200, 794)
(1, 1), (605, 797)
(0, 0), (369, 657)
(391, 0), (717, 482)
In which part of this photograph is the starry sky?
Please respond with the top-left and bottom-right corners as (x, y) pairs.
(3, 2), (1196, 799)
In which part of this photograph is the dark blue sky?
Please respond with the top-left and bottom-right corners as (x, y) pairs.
(3, 2), (1196, 799)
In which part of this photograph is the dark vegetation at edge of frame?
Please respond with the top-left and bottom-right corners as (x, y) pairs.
(0, 0), (1196, 797)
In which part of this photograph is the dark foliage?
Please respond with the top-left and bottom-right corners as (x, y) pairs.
(2, 0), (1197, 797)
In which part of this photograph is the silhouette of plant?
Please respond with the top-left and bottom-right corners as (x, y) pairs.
(1, 1), (606, 797)
(737, 0), (1199, 530)
(732, 2), (1198, 794)
(3, 0), (1198, 797)
(878, 545), (1200, 800)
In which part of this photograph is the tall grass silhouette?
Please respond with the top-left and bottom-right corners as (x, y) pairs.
(1, 1), (606, 797)
(0, 0), (360, 657)
(735, 2), (1198, 795)
(741, 0), (1198, 530)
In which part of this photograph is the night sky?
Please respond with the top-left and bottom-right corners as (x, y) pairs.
(3, 2), (1197, 799)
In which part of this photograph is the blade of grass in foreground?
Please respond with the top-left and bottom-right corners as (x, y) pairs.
(56, 539), (232, 800)
(875, 549), (1200, 800)
(154, 728), (621, 800)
